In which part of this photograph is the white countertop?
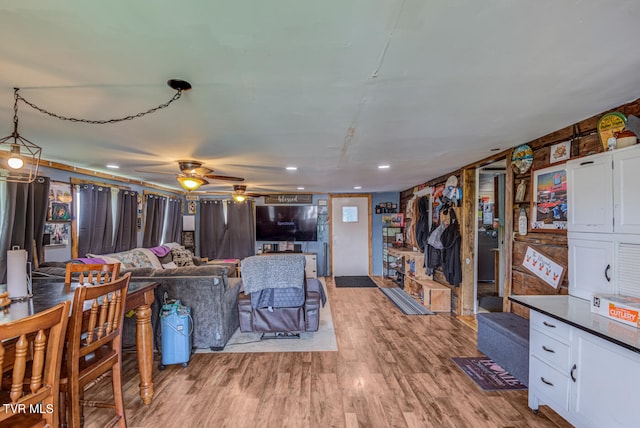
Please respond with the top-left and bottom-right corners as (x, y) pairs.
(510, 294), (640, 354)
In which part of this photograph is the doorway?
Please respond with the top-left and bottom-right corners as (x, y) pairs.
(330, 195), (371, 276)
(476, 160), (506, 313)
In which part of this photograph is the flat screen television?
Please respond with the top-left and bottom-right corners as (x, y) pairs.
(255, 205), (318, 242)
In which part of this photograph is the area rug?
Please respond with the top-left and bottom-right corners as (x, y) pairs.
(334, 276), (378, 288)
(199, 279), (337, 353)
(379, 287), (434, 315)
(451, 357), (527, 391)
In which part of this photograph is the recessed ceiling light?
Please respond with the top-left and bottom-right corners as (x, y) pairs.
(297, 186), (305, 190)
(106, 164), (119, 169)
(378, 165), (390, 169)
(354, 186), (362, 190)
(286, 166), (298, 171)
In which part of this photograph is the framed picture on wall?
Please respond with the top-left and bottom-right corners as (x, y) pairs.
(530, 164), (568, 232)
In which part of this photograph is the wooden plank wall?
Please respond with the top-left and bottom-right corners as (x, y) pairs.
(399, 97), (640, 317)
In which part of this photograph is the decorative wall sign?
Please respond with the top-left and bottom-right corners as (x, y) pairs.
(522, 246), (565, 289)
(597, 111), (626, 151)
(511, 144), (534, 174)
(550, 141), (571, 163)
(530, 164), (567, 232)
(264, 194), (313, 204)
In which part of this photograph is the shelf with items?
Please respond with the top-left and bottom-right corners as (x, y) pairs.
(382, 226), (404, 283)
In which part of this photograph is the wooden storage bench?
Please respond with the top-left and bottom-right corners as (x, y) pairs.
(406, 277), (451, 312)
(477, 312), (530, 386)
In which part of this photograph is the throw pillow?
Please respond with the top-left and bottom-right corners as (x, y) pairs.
(171, 248), (195, 267)
(162, 261), (178, 269)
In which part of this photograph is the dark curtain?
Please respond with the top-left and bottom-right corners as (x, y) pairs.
(199, 199), (227, 259)
(0, 177), (49, 283)
(142, 194), (167, 247)
(164, 197), (182, 244)
(78, 184), (113, 257)
(227, 200), (255, 259)
(112, 190), (138, 252)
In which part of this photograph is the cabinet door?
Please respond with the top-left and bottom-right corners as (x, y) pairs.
(568, 236), (615, 300)
(613, 146), (640, 234)
(567, 152), (613, 233)
(571, 330), (640, 428)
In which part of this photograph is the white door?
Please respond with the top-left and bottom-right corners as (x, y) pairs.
(331, 196), (369, 276)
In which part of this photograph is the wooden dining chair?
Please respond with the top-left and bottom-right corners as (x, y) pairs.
(59, 272), (131, 428)
(64, 263), (121, 286)
(0, 300), (70, 428)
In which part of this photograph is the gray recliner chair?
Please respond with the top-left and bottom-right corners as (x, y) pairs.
(238, 254), (325, 334)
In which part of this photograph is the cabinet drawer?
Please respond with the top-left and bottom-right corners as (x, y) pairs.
(530, 330), (571, 371)
(530, 311), (571, 342)
(530, 356), (571, 413)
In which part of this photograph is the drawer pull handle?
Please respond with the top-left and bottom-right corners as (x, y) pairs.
(571, 364), (577, 382)
(540, 377), (554, 386)
(605, 264), (611, 282)
(542, 346), (555, 353)
(543, 321), (556, 328)
(579, 161), (594, 166)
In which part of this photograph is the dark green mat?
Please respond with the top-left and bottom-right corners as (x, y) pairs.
(334, 276), (378, 288)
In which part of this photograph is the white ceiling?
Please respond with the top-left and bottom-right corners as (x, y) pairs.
(1, 1), (640, 194)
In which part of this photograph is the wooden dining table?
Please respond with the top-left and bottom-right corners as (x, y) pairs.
(1, 278), (159, 405)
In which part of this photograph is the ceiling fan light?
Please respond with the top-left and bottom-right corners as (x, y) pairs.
(177, 176), (205, 191)
(232, 193), (247, 202)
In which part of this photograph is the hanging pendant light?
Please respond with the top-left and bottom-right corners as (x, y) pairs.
(0, 88), (42, 183)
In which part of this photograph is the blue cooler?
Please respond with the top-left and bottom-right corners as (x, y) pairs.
(159, 300), (192, 369)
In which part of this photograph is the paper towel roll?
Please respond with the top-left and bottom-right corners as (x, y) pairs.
(10, 300), (33, 321)
(7, 247), (28, 299)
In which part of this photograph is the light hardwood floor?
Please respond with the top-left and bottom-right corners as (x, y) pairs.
(84, 277), (571, 428)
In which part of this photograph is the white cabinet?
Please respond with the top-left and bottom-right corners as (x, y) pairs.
(568, 234), (615, 299)
(571, 330), (640, 428)
(612, 147), (640, 234)
(304, 253), (317, 278)
(567, 151), (613, 233)
(567, 144), (640, 234)
(567, 144), (640, 300)
(528, 311), (640, 428)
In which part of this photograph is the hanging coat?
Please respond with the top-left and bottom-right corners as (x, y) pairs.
(440, 209), (462, 286)
(414, 196), (430, 252)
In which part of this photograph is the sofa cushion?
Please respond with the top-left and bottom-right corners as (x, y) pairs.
(171, 248), (195, 267)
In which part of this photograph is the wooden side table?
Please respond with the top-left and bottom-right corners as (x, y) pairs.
(207, 259), (241, 277)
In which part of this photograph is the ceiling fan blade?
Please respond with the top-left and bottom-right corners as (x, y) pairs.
(203, 174), (245, 182)
(134, 169), (177, 175)
(191, 166), (214, 175)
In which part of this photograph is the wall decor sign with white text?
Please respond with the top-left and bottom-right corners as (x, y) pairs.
(264, 194), (313, 204)
(522, 246), (566, 289)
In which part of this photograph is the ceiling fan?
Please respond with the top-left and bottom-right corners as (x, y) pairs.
(230, 184), (269, 202)
(136, 160), (244, 191)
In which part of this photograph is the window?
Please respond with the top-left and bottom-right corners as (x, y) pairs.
(342, 206), (358, 223)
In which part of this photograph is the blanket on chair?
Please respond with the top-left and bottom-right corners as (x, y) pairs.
(241, 254), (306, 294)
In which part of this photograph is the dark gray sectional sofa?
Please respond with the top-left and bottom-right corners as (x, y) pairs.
(34, 263), (242, 350)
